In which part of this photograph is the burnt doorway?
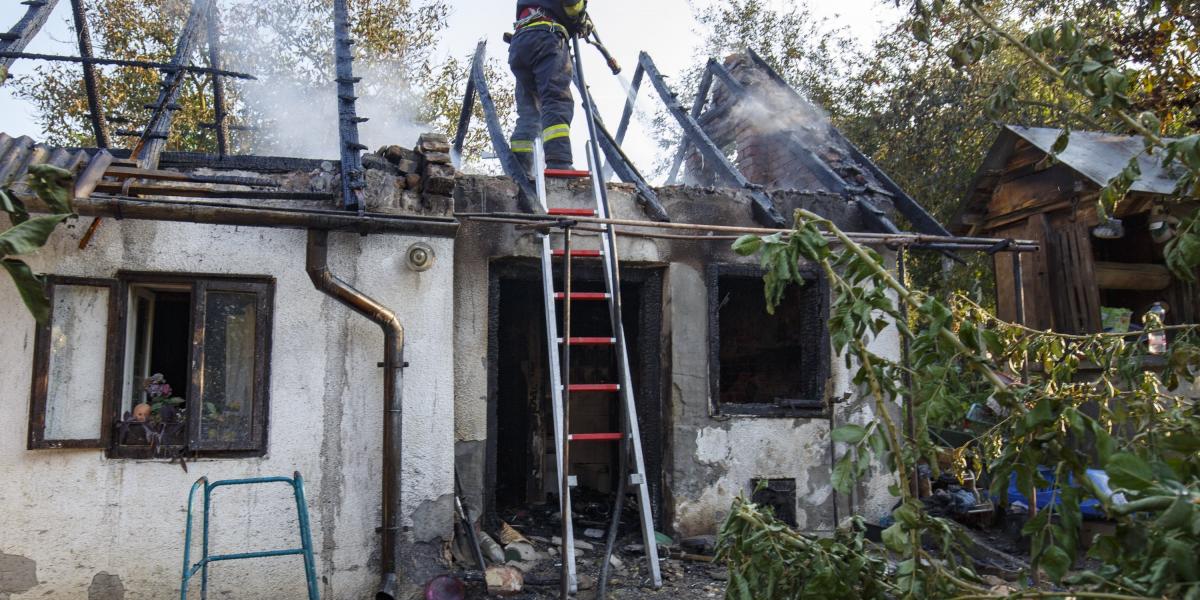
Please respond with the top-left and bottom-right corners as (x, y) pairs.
(487, 259), (664, 525)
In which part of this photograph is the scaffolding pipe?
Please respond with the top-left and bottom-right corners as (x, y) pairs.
(305, 230), (406, 600)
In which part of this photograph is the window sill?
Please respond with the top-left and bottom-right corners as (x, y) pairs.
(715, 403), (827, 419)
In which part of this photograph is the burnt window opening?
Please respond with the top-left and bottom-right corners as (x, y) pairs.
(708, 264), (829, 418)
(28, 272), (273, 458)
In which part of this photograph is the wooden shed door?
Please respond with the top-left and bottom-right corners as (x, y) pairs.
(1047, 220), (1102, 334)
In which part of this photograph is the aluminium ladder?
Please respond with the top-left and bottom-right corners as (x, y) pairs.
(531, 83), (662, 594)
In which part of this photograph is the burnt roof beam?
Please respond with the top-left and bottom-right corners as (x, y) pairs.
(136, 0), (213, 169)
(0, 0), (61, 80)
(745, 49), (951, 237)
(705, 59), (849, 194)
(466, 40), (536, 211)
(638, 51), (785, 228)
(666, 64), (712, 185)
(68, 0), (108, 148)
(332, 0), (365, 212)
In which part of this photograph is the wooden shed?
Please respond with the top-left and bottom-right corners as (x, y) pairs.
(951, 125), (1199, 333)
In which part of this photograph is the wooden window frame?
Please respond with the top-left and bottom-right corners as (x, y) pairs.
(27, 276), (122, 449)
(108, 271), (274, 459)
(706, 263), (830, 418)
(26, 271), (274, 458)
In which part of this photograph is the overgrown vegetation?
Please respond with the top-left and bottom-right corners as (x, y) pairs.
(718, 1), (1200, 597)
(731, 211), (1200, 598)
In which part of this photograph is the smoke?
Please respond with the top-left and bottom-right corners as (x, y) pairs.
(236, 61), (427, 159)
(723, 61), (836, 150)
(214, 0), (438, 160)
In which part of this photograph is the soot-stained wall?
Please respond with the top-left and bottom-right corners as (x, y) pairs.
(451, 174), (900, 538)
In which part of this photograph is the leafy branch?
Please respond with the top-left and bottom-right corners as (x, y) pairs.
(1, 164), (75, 323)
(729, 206), (1200, 598)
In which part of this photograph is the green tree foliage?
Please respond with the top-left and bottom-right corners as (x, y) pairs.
(11, 0), (510, 160)
(1, 165), (76, 323)
(731, 208), (1200, 599)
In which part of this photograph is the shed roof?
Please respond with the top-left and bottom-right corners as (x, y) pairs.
(950, 125), (1188, 233)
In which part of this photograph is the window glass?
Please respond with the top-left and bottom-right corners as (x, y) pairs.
(44, 283), (110, 440)
(197, 291), (257, 447)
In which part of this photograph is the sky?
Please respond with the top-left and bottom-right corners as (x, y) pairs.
(0, 0), (901, 179)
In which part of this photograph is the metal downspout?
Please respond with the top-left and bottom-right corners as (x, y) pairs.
(304, 229), (405, 600)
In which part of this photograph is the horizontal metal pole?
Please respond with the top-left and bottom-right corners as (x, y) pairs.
(21, 194), (458, 236)
(207, 476), (295, 488)
(0, 51), (256, 79)
(457, 212), (1039, 251)
(205, 548), (305, 562)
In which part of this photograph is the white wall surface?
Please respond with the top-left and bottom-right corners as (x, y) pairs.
(0, 216), (455, 599)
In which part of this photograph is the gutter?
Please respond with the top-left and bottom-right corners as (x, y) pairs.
(305, 229), (406, 600)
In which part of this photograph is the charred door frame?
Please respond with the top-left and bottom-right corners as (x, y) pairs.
(485, 258), (666, 526)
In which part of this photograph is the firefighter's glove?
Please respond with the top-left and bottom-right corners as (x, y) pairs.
(576, 14), (594, 38)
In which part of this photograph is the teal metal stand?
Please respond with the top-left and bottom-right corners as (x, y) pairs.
(180, 471), (319, 600)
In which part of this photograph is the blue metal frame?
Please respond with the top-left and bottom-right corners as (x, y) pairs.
(180, 472), (319, 600)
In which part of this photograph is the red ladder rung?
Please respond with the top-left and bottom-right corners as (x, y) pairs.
(558, 337), (616, 345)
(569, 433), (624, 442)
(554, 292), (610, 301)
(547, 207), (597, 217)
(545, 169), (591, 179)
(567, 383), (620, 393)
(551, 249), (602, 258)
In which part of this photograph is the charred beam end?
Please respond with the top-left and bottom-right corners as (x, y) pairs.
(586, 91), (670, 222)
(0, 0), (61, 71)
(138, 0), (215, 169)
(638, 51), (785, 228)
(69, 0), (109, 148)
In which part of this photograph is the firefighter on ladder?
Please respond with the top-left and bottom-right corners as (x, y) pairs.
(509, 0), (593, 173)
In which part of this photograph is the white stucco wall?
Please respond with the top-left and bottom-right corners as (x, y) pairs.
(0, 217), (455, 599)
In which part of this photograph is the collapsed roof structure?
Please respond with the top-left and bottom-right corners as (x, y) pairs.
(0, 2), (1042, 598)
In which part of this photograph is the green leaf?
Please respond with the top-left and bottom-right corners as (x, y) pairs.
(831, 424), (868, 444)
(881, 523), (907, 553)
(832, 454), (857, 493)
(1106, 453), (1155, 492)
(731, 234), (762, 256)
(1024, 397), (1055, 429)
(0, 189), (29, 225)
(26, 164), (74, 214)
(1, 258), (49, 324)
(1041, 544), (1072, 582)
(0, 213), (70, 257)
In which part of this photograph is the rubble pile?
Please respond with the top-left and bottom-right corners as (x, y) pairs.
(361, 132), (458, 215)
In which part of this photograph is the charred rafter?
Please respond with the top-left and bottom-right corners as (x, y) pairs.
(0, 0), (61, 80)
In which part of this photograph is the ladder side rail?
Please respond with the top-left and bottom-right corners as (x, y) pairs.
(532, 139), (578, 592)
(558, 225), (574, 599)
(572, 37), (663, 589)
